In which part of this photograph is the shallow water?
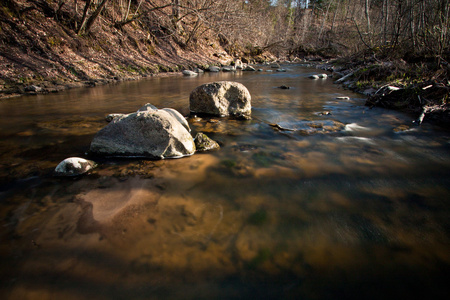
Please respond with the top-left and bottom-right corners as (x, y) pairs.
(0, 66), (449, 299)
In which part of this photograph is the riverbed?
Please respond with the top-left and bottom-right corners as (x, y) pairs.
(1, 65), (449, 299)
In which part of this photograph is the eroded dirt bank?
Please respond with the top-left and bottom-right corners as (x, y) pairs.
(1, 1), (273, 99)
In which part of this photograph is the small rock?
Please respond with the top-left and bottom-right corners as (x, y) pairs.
(318, 111), (332, 116)
(276, 69), (287, 72)
(235, 59), (244, 69)
(243, 66), (256, 71)
(278, 85), (290, 89)
(55, 157), (97, 176)
(318, 74), (328, 78)
(194, 133), (220, 152)
(336, 96), (350, 100)
(25, 85), (42, 92)
(106, 114), (125, 122)
(309, 75), (319, 79)
(208, 66), (221, 72)
(222, 66), (236, 72)
(182, 70), (198, 76)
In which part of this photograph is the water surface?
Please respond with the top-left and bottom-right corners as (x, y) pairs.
(0, 66), (449, 299)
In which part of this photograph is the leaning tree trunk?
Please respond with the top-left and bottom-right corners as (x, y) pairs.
(78, 0), (110, 35)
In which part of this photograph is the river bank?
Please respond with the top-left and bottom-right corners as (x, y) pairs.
(0, 0), (277, 99)
(320, 52), (450, 127)
(1, 2), (448, 126)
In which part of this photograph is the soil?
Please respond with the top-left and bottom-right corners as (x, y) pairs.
(0, 0), (269, 99)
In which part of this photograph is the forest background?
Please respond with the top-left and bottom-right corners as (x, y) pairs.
(0, 0), (449, 97)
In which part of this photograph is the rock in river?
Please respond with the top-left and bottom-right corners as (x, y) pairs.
(182, 70), (198, 76)
(90, 105), (195, 159)
(55, 157), (97, 176)
(194, 133), (220, 152)
(189, 81), (251, 119)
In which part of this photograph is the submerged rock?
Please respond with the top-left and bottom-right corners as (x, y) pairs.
(189, 81), (252, 119)
(55, 157), (97, 176)
(90, 105), (195, 159)
(194, 133), (220, 152)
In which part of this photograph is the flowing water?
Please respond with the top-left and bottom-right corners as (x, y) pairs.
(0, 65), (449, 299)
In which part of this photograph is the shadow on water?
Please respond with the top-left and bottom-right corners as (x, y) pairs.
(1, 65), (450, 299)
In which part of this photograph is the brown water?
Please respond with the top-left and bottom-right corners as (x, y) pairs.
(0, 66), (449, 300)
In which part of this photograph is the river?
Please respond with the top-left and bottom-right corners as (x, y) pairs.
(0, 65), (449, 299)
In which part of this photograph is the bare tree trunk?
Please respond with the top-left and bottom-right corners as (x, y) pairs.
(123, 0), (132, 23)
(318, 0), (333, 43)
(364, 0), (371, 45)
(78, 0), (92, 34)
(78, 0), (110, 34)
(330, 0), (340, 33)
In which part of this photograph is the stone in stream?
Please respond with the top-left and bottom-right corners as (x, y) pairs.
(222, 66), (236, 72)
(90, 104), (195, 159)
(182, 70), (198, 76)
(235, 59), (244, 69)
(194, 133), (220, 152)
(189, 81), (252, 119)
(54, 157), (97, 176)
(208, 66), (221, 72)
(243, 65), (256, 71)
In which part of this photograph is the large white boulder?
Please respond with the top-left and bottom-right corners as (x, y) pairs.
(189, 81), (251, 119)
(90, 105), (195, 159)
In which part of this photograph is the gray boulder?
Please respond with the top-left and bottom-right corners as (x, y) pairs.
(90, 105), (195, 159)
(189, 81), (251, 119)
(55, 157), (97, 176)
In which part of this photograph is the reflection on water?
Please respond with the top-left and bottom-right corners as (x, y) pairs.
(0, 66), (449, 299)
